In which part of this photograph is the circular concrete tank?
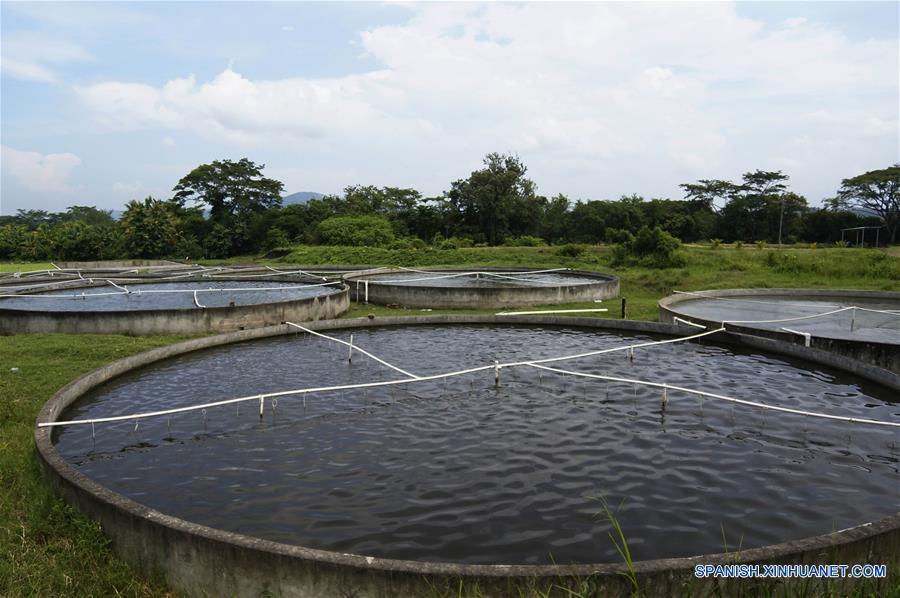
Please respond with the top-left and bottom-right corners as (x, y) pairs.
(0, 278), (349, 335)
(659, 289), (900, 372)
(35, 316), (900, 597)
(344, 268), (619, 308)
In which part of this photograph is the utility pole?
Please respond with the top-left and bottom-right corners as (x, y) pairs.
(777, 195), (784, 246)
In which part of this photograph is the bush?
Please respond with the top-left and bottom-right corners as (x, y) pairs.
(710, 238), (722, 249)
(438, 236), (474, 250)
(503, 235), (546, 247)
(605, 228), (634, 245)
(316, 215), (395, 247)
(755, 240), (766, 250)
(614, 226), (686, 268)
(556, 244), (586, 258)
(388, 237), (427, 250)
(734, 240), (743, 250)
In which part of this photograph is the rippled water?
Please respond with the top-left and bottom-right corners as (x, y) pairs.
(1, 281), (340, 311)
(55, 325), (900, 564)
(361, 271), (601, 288)
(674, 295), (900, 344)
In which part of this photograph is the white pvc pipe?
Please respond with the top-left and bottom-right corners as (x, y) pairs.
(285, 321), (419, 379)
(496, 309), (609, 316)
(528, 363), (899, 428)
(781, 327), (811, 347)
(673, 317), (706, 329)
(40, 327), (728, 428)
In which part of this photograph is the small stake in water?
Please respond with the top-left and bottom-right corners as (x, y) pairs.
(348, 334), (354, 363)
(133, 420), (139, 433)
(202, 408), (207, 426)
(303, 392), (307, 408)
(661, 385), (668, 406)
(91, 422), (95, 440)
(259, 396), (265, 419)
(629, 347), (634, 361)
(494, 360), (500, 387)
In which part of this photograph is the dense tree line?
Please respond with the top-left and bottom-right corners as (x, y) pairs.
(0, 156), (894, 262)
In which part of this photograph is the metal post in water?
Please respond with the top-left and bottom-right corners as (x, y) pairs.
(661, 385), (668, 406)
(259, 396), (264, 419)
(494, 360), (500, 387)
(348, 334), (354, 363)
(850, 307), (855, 332)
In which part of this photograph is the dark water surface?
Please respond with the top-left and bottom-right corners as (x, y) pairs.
(674, 295), (900, 344)
(363, 271), (599, 288)
(1, 280), (340, 311)
(55, 325), (900, 565)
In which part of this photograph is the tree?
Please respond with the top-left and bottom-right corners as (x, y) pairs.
(120, 197), (182, 258)
(446, 153), (537, 245)
(679, 179), (742, 212)
(839, 164), (900, 244)
(172, 158), (284, 223)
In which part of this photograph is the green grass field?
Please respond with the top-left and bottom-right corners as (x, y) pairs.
(1, 245), (898, 597)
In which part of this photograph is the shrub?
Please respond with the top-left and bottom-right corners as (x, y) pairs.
(710, 238), (722, 250)
(556, 244), (586, 258)
(316, 215), (395, 247)
(503, 235), (546, 247)
(755, 240), (766, 250)
(734, 240), (743, 250)
(605, 228), (634, 245)
(612, 226), (686, 268)
(438, 236), (474, 250)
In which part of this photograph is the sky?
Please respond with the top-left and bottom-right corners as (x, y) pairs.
(1, 1), (897, 215)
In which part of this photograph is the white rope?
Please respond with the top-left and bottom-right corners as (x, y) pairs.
(40, 327), (727, 428)
(673, 290), (900, 317)
(528, 363), (900, 428)
(0, 281), (341, 300)
(372, 270), (593, 285)
(106, 280), (129, 293)
(284, 321), (421, 379)
(673, 317), (706, 329)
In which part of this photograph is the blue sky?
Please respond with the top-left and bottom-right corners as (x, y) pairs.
(1, 1), (897, 215)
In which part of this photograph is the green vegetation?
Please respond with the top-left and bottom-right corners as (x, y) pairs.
(1, 158), (897, 262)
(1, 245), (898, 597)
(0, 334), (188, 597)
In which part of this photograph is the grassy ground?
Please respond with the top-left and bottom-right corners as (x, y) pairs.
(0, 334), (189, 597)
(274, 244), (900, 321)
(1, 245), (898, 597)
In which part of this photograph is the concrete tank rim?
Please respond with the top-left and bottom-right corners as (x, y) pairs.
(34, 315), (900, 579)
(344, 266), (619, 288)
(658, 288), (900, 311)
(0, 277), (347, 317)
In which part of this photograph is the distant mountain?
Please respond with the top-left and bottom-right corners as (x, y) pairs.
(282, 191), (325, 205)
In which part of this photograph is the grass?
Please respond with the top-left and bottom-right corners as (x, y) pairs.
(0, 262), (55, 273)
(1, 244), (898, 597)
(0, 334), (190, 597)
(272, 244), (900, 322)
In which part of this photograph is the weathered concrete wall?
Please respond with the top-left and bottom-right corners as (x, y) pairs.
(658, 288), (900, 373)
(345, 268), (620, 308)
(0, 284), (349, 335)
(35, 315), (899, 597)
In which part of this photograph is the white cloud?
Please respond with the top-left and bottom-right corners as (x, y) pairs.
(73, 3), (897, 200)
(112, 181), (144, 195)
(1, 146), (82, 193)
(1, 32), (92, 83)
(281, 25), (294, 32)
